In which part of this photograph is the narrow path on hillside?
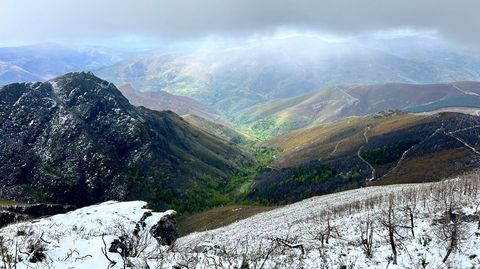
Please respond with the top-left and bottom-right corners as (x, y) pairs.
(451, 83), (480, 96)
(330, 141), (340, 155)
(363, 126), (369, 143)
(381, 127), (444, 179)
(357, 127), (375, 182)
(448, 125), (480, 135)
(334, 85), (359, 102)
(445, 131), (480, 156)
(382, 125), (480, 181)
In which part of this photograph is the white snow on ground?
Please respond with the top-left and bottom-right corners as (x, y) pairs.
(170, 178), (480, 268)
(0, 201), (173, 269)
(2, 178), (480, 268)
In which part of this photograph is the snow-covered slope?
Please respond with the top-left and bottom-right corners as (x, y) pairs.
(172, 178), (480, 268)
(1, 178), (480, 268)
(0, 201), (174, 269)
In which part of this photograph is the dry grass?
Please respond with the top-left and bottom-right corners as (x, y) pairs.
(371, 148), (477, 186)
(265, 112), (479, 184)
(268, 114), (430, 168)
(178, 205), (279, 236)
(266, 117), (365, 151)
(370, 114), (429, 136)
(0, 197), (26, 206)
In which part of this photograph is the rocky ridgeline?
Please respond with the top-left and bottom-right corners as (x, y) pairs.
(0, 72), (247, 209)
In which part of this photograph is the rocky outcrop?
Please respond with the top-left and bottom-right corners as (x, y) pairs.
(108, 209), (178, 257)
(150, 210), (178, 246)
(108, 237), (130, 257)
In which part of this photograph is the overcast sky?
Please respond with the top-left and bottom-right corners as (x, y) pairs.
(0, 0), (479, 48)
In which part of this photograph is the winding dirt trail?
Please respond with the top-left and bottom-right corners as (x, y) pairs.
(388, 127), (443, 174)
(451, 83), (480, 97)
(446, 131), (480, 156)
(357, 127), (375, 182)
(381, 125), (480, 181)
(330, 142), (340, 155)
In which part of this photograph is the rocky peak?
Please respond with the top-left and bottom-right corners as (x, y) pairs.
(48, 72), (136, 122)
(0, 73), (248, 209)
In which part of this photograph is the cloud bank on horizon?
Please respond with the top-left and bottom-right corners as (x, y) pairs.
(0, 0), (479, 47)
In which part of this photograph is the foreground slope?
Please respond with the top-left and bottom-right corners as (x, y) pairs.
(2, 177), (479, 268)
(0, 201), (173, 269)
(174, 177), (480, 268)
(0, 72), (249, 209)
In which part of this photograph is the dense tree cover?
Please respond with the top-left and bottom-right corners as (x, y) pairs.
(361, 141), (419, 166)
(249, 161), (365, 204)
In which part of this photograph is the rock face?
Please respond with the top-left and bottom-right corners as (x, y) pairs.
(107, 209), (178, 257)
(0, 72), (249, 209)
(150, 210), (178, 246)
(108, 238), (130, 257)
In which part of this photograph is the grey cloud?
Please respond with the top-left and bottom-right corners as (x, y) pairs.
(0, 0), (479, 46)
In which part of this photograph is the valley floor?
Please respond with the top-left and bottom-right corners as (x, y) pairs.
(2, 176), (480, 268)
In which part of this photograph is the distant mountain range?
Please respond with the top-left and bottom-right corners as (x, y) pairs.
(0, 61), (41, 83)
(0, 72), (250, 211)
(4, 38), (480, 135)
(117, 84), (247, 143)
(241, 81), (480, 136)
(182, 114), (249, 143)
(95, 35), (480, 117)
(117, 84), (223, 123)
(0, 43), (129, 85)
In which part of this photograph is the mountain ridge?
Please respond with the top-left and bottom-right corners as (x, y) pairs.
(118, 83), (224, 123)
(240, 81), (480, 137)
(0, 72), (250, 211)
(96, 36), (480, 118)
(248, 112), (480, 204)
